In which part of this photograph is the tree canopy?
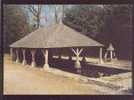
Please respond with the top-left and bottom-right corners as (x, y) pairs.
(3, 5), (30, 52)
(63, 5), (104, 37)
(63, 5), (132, 60)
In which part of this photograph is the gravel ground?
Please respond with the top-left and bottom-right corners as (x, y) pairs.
(4, 55), (103, 95)
(4, 54), (132, 95)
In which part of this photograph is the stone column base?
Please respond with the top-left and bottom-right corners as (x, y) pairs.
(22, 60), (27, 65)
(43, 64), (50, 70)
(74, 61), (81, 69)
(74, 61), (82, 74)
(15, 59), (19, 63)
(99, 59), (104, 64)
(76, 69), (81, 74)
(31, 61), (36, 67)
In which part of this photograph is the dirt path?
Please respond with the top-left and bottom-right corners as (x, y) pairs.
(4, 55), (103, 95)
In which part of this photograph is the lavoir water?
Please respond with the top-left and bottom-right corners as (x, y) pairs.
(49, 58), (130, 78)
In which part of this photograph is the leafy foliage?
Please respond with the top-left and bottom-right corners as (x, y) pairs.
(101, 5), (133, 59)
(4, 5), (30, 52)
(63, 5), (104, 38)
(63, 5), (132, 60)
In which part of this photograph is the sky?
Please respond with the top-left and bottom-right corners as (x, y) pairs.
(23, 5), (73, 27)
(40, 5), (74, 26)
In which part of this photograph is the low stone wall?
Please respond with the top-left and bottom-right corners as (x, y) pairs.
(45, 67), (128, 93)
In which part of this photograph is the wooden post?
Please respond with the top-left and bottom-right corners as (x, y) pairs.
(31, 49), (36, 67)
(42, 49), (50, 70)
(99, 47), (103, 64)
(75, 54), (81, 69)
(22, 49), (27, 65)
(15, 49), (19, 63)
(113, 51), (115, 58)
(113, 51), (117, 60)
(82, 56), (87, 62)
(58, 55), (61, 59)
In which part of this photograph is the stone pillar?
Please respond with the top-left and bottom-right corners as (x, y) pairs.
(22, 49), (27, 65)
(31, 49), (36, 67)
(75, 55), (81, 69)
(110, 50), (113, 61)
(75, 54), (81, 73)
(10, 48), (13, 61)
(104, 51), (108, 61)
(42, 49), (50, 70)
(99, 47), (103, 64)
(15, 49), (19, 63)
(72, 48), (83, 73)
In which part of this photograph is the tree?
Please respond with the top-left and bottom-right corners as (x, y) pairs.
(64, 5), (132, 60)
(3, 5), (30, 52)
(63, 5), (104, 38)
(48, 5), (66, 24)
(54, 5), (58, 24)
(101, 5), (133, 60)
(28, 5), (42, 29)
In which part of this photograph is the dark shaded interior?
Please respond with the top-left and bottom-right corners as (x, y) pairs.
(49, 58), (130, 78)
(25, 49), (32, 65)
(16, 48), (130, 78)
(35, 49), (45, 67)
